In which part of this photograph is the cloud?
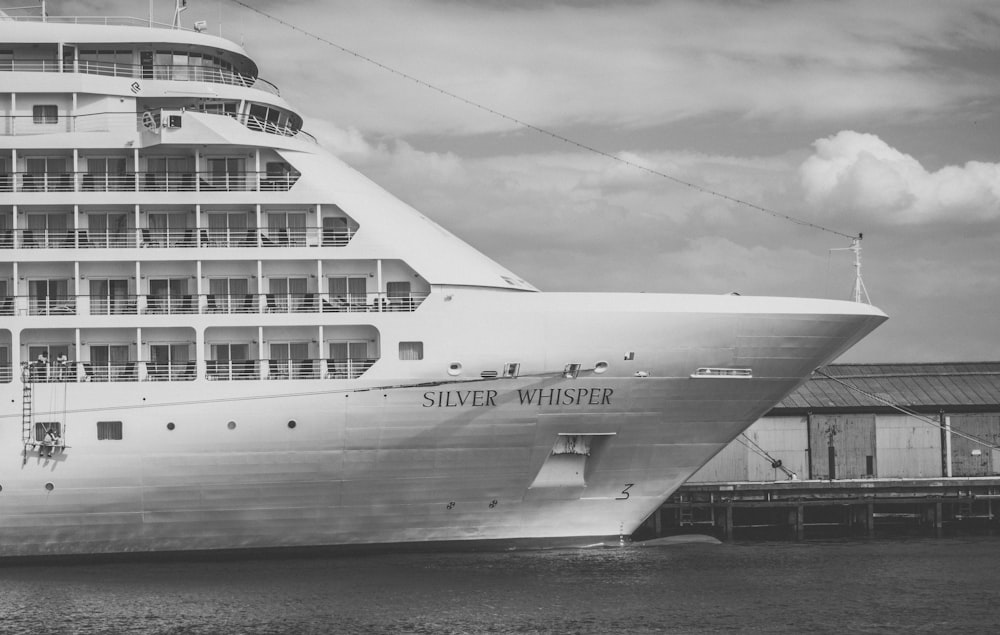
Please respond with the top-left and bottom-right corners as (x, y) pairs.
(52, 1), (1000, 140)
(800, 131), (1000, 224)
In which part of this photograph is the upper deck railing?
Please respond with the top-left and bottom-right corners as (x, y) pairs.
(0, 58), (279, 95)
(0, 110), (317, 142)
(1, 15), (196, 29)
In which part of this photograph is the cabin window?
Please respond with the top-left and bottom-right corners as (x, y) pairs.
(147, 278), (192, 314)
(268, 342), (311, 379)
(89, 279), (132, 315)
(79, 49), (132, 76)
(206, 211), (250, 245)
(84, 157), (128, 191)
(322, 216), (351, 246)
(327, 341), (371, 379)
(147, 212), (189, 245)
(28, 345), (70, 365)
(97, 421), (123, 440)
(328, 276), (367, 306)
(89, 344), (132, 382)
(386, 281), (411, 299)
(266, 211), (307, 245)
(386, 281), (413, 311)
(145, 157), (195, 191)
(32, 105), (58, 124)
(267, 277), (308, 313)
(206, 158), (246, 191)
(149, 344), (192, 381)
(27, 279), (72, 315)
(88, 212), (134, 247)
(24, 158), (69, 194)
(0, 346), (11, 383)
(399, 341), (423, 361)
(207, 278), (251, 313)
(208, 343), (255, 380)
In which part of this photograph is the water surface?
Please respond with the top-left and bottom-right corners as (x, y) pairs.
(1, 537), (997, 633)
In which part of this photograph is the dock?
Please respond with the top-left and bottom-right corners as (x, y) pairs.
(638, 362), (1000, 541)
(640, 478), (999, 541)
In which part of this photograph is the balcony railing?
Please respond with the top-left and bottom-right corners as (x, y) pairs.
(206, 359), (260, 381)
(22, 360), (194, 383)
(28, 297), (77, 316)
(1, 170), (300, 193)
(15, 357), (377, 382)
(0, 225), (354, 249)
(144, 361), (198, 382)
(0, 292), (427, 316)
(88, 295), (139, 316)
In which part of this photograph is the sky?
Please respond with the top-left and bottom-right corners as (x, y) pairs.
(47, 0), (1000, 362)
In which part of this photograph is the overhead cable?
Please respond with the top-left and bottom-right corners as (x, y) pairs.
(224, 0), (858, 241)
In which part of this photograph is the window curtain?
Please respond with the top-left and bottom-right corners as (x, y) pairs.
(148, 213), (167, 236)
(287, 213), (306, 245)
(386, 281), (410, 299)
(398, 341), (423, 361)
(90, 279), (109, 314)
(229, 278), (249, 296)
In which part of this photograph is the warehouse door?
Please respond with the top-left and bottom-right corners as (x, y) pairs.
(809, 414), (876, 479)
(949, 414), (1000, 476)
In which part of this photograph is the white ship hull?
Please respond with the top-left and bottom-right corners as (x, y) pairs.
(0, 16), (886, 558)
(0, 292), (885, 557)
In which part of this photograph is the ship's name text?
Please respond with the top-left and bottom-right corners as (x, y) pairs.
(422, 388), (613, 408)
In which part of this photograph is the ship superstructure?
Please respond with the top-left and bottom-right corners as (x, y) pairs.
(0, 13), (886, 557)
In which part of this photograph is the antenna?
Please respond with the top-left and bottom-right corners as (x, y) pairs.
(173, 0), (188, 28)
(830, 234), (870, 304)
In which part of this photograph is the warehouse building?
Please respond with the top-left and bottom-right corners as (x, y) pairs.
(689, 362), (1000, 482)
(645, 362), (1000, 540)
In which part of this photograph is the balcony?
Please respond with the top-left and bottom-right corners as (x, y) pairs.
(0, 225), (355, 249)
(1, 170), (300, 193)
(15, 357), (377, 382)
(23, 360), (194, 383)
(0, 292), (427, 316)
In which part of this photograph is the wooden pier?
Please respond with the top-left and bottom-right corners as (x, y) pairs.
(640, 478), (1000, 541)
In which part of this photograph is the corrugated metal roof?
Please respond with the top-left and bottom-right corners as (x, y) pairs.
(774, 362), (1000, 412)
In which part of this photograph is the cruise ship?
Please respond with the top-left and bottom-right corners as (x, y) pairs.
(0, 9), (886, 558)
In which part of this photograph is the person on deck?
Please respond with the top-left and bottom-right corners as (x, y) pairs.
(55, 353), (68, 380)
(42, 428), (60, 458)
(34, 352), (49, 382)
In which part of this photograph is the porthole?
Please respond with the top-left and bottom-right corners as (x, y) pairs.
(594, 361), (609, 374)
(287, 420), (297, 429)
(227, 421), (237, 430)
(45, 483), (54, 491)
(167, 422), (175, 431)
(447, 362), (462, 376)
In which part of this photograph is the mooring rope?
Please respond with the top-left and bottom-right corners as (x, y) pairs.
(814, 369), (997, 449)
